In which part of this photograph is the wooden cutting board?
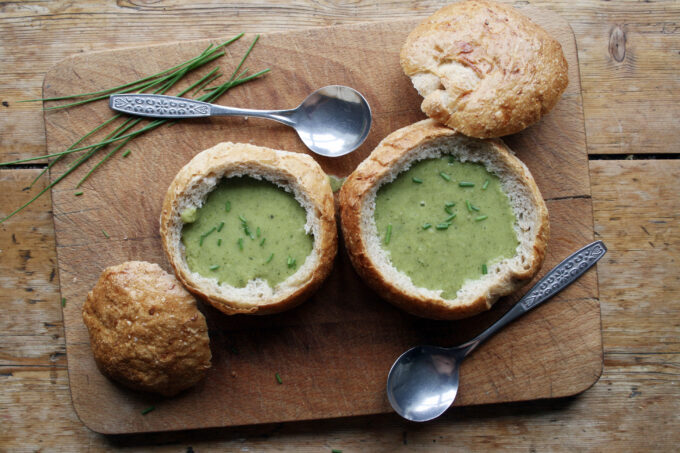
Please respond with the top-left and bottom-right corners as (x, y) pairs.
(44, 6), (601, 434)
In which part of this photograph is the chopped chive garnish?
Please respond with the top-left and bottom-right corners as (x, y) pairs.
(275, 373), (282, 384)
(459, 181), (475, 187)
(436, 223), (450, 230)
(260, 238), (266, 246)
(239, 215), (247, 223)
(439, 172), (451, 181)
(237, 238), (243, 250)
(422, 223), (432, 230)
(448, 155), (455, 163)
(482, 179), (490, 190)
(61, 297), (66, 307)
(475, 215), (488, 221)
(265, 253), (274, 263)
(466, 200), (480, 212)
(384, 224), (393, 245)
(122, 149), (131, 158)
(287, 256), (296, 268)
(225, 201), (231, 212)
(216, 221), (224, 232)
(482, 263), (488, 274)
(141, 406), (155, 415)
(102, 229), (109, 238)
(217, 238), (222, 246)
(445, 213), (457, 222)
(445, 202), (456, 208)
(199, 226), (217, 246)
(444, 206), (453, 215)
(209, 264), (220, 271)
(74, 191), (83, 196)
(332, 450), (343, 453)
(256, 227), (261, 237)
(412, 177), (423, 184)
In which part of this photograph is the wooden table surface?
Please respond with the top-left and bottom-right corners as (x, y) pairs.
(1, 1), (677, 451)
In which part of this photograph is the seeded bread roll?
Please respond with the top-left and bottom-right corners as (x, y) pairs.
(339, 119), (549, 320)
(400, 0), (568, 138)
(82, 261), (212, 396)
(160, 142), (337, 315)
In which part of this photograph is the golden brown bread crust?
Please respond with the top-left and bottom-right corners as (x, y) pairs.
(400, 0), (568, 138)
(339, 119), (549, 320)
(82, 261), (212, 396)
(160, 142), (337, 315)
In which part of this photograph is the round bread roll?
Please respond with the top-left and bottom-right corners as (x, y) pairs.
(339, 119), (549, 320)
(82, 261), (212, 396)
(160, 142), (337, 315)
(400, 0), (568, 138)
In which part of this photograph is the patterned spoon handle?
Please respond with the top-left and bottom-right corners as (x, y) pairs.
(109, 94), (212, 118)
(461, 240), (607, 356)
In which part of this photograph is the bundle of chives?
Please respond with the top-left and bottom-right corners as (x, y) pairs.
(0, 34), (269, 224)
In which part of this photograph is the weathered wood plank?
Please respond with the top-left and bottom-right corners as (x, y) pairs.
(1, 0), (678, 161)
(0, 159), (678, 453)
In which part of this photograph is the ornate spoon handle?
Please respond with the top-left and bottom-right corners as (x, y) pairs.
(109, 93), (297, 125)
(109, 94), (213, 118)
(461, 240), (607, 356)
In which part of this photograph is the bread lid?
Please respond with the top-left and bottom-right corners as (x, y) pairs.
(400, 0), (568, 138)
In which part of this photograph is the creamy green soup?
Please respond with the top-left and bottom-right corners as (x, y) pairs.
(374, 156), (519, 299)
(181, 176), (313, 288)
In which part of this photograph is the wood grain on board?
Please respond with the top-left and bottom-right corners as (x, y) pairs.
(42, 8), (600, 433)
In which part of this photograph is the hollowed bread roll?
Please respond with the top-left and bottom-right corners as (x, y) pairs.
(400, 0), (568, 138)
(160, 142), (337, 315)
(339, 119), (549, 320)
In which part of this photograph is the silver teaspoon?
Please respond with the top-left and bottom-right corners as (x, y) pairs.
(109, 85), (372, 157)
(386, 240), (607, 422)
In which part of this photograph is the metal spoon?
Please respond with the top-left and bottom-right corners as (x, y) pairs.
(109, 85), (372, 157)
(386, 240), (607, 422)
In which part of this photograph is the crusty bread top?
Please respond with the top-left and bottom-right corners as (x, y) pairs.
(400, 0), (568, 138)
(339, 119), (549, 319)
(160, 142), (337, 315)
(82, 261), (212, 396)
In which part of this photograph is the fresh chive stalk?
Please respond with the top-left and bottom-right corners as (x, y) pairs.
(0, 34), (269, 224)
(102, 230), (110, 238)
(275, 373), (282, 384)
(122, 149), (131, 158)
(74, 191), (83, 196)
(439, 172), (451, 182)
(141, 406), (155, 415)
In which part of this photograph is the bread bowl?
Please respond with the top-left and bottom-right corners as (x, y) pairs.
(339, 119), (549, 320)
(400, 0), (568, 138)
(82, 261), (212, 396)
(160, 142), (337, 315)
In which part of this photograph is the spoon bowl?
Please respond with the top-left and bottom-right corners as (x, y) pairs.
(387, 345), (462, 422)
(386, 241), (607, 422)
(109, 85), (372, 157)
